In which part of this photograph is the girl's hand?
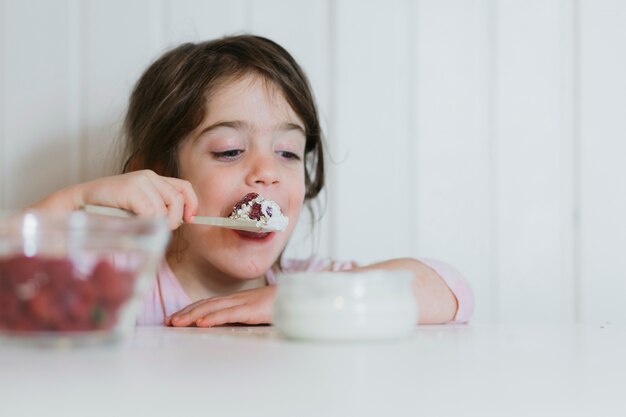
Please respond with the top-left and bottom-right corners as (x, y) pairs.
(165, 286), (276, 327)
(32, 170), (198, 230)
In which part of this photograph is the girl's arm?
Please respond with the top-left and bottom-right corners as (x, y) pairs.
(167, 257), (472, 327)
(30, 170), (198, 230)
(352, 258), (469, 324)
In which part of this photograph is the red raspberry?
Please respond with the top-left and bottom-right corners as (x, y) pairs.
(234, 192), (259, 211)
(55, 279), (99, 331)
(56, 317), (90, 332)
(44, 259), (74, 289)
(4, 255), (40, 287)
(0, 291), (20, 328)
(98, 304), (120, 330)
(249, 203), (262, 220)
(0, 259), (6, 291)
(91, 261), (133, 309)
(61, 281), (96, 324)
(10, 316), (38, 332)
(27, 289), (64, 329)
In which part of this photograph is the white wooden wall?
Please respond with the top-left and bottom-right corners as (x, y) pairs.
(1, 0), (625, 324)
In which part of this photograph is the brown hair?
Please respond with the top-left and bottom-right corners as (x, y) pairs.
(121, 34), (325, 201)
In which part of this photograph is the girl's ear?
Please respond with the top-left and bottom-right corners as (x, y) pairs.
(124, 153), (169, 175)
(124, 154), (144, 173)
(128, 159), (141, 172)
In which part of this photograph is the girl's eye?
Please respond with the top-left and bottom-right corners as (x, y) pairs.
(212, 150), (243, 160)
(277, 151), (301, 161)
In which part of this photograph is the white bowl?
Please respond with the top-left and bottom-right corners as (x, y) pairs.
(274, 270), (418, 341)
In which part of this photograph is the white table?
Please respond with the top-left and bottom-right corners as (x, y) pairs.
(1, 324), (624, 417)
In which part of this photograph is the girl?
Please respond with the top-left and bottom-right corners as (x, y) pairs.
(32, 35), (474, 326)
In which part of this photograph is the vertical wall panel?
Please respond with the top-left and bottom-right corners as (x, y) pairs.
(495, 0), (575, 322)
(81, 0), (164, 181)
(0, 0), (6, 209)
(579, 0), (626, 324)
(248, 0), (333, 260)
(334, 0), (412, 263)
(165, 0), (246, 45)
(558, 0), (578, 322)
(3, 0), (79, 209)
(413, 0), (492, 322)
(66, 0), (82, 194)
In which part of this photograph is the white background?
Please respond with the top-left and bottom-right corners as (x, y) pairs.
(0, 0), (624, 324)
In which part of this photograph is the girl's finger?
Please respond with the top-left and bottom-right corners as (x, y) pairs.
(130, 173), (194, 230)
(195, 305), (254, 328)
(163, 178), (198, 223)
(169, 297), (241, 327)
(166, 299), (209, 324)
(123, 172), (168, 217)
(125, 189), (167, 218)
(144, 175), (197, 229)
(171, 295), (229, 317)
(152, 179), (186, 230)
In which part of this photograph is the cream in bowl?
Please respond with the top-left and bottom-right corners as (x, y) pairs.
(273, 270), (418, 341)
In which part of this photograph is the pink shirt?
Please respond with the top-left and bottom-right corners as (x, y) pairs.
(136, 256), (474, 326)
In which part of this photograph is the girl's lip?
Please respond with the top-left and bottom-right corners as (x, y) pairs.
(234, 230), (275, 241)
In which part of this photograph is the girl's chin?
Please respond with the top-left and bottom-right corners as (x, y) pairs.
(224, 268), (273, 281)
(215, 257), (278, 280)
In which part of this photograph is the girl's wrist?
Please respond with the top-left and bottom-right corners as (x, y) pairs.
(68, 183), (88, 211)
(30, 184), (84, 212)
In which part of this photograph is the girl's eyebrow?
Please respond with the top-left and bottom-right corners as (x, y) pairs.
(198, 120), (305, 136)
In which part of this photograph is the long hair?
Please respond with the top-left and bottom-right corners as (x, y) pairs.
(121, 35), (325, 202)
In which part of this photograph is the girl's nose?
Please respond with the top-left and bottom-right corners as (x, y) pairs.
(246, 153), (280, 186)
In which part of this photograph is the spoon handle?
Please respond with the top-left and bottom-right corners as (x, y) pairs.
(81, 204), (273, 232)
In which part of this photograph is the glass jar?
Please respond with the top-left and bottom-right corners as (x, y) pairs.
(0, 210), (169, 346)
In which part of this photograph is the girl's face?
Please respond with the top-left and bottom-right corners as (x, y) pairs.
(174, 75), (306, 282)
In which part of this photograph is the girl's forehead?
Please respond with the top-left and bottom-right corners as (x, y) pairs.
(208, 74), (280, 104)
(204, 74), (303, 127)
